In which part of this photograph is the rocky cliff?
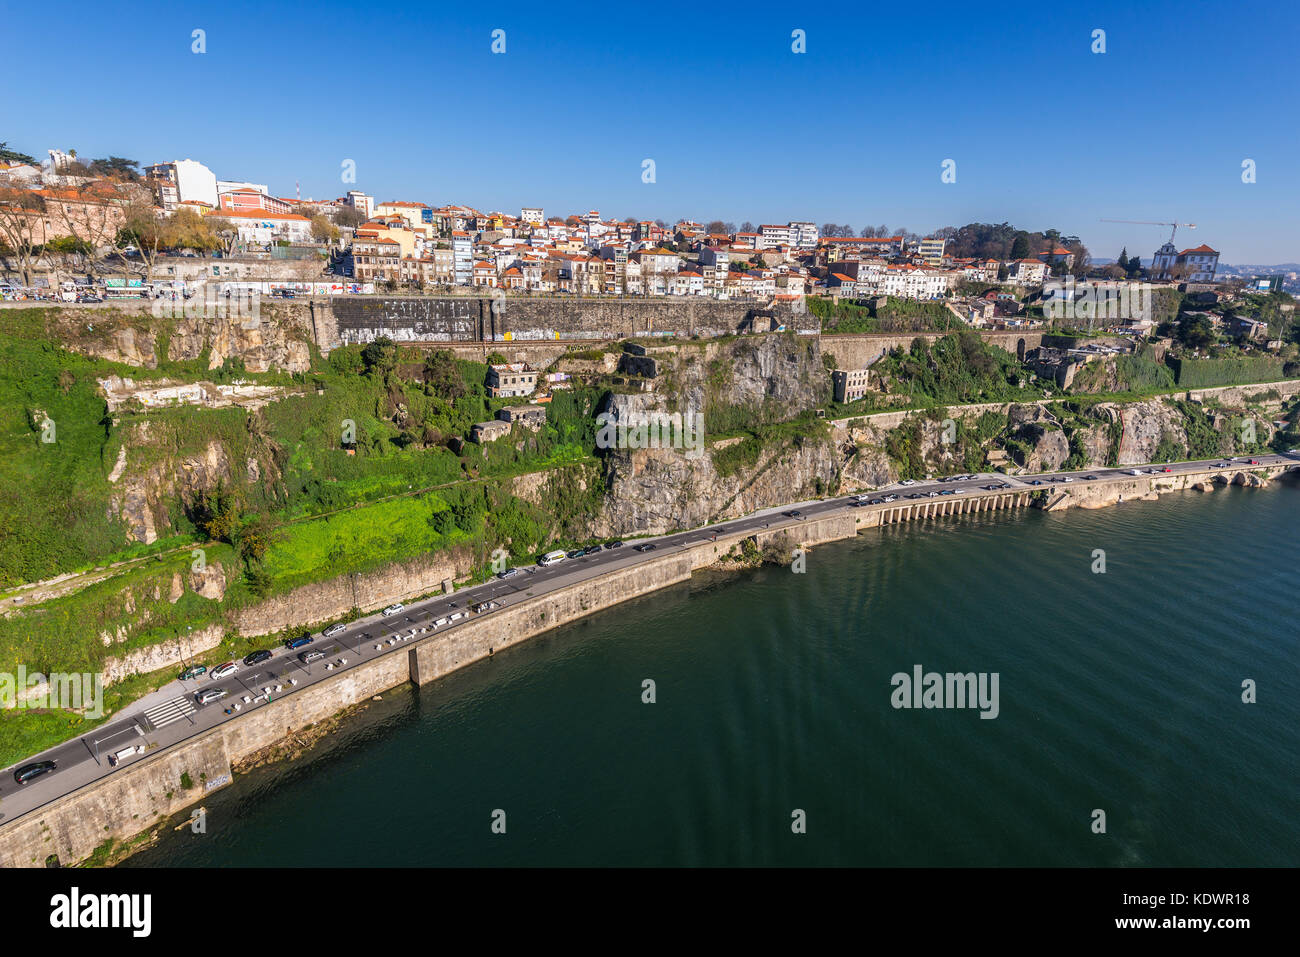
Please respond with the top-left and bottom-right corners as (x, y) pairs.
(34, 302), (315, 373)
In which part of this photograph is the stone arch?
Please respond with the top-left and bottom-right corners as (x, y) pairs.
(1016, 337), (1027, 361)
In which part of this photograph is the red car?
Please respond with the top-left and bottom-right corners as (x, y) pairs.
(1248, 459), (1260, 465)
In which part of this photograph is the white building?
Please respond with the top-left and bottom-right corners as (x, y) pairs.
(789, 221), (819, 249)
(145, 159), (218, 209)
(520, 207), (544, 227)
(1151, 242), (1219, 282)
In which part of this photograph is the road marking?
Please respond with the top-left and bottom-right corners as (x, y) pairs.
(141, 696), (196, 731)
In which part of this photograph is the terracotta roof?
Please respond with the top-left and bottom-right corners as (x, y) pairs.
(205, 207), (309, 222)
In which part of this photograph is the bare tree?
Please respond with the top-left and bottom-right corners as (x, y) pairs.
(0, 186), (48, 286)
(50, 180), (128, 281)
(118, 196), (167, 282)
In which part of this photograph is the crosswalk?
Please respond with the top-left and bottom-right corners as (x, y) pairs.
(141, 696), (196, 731)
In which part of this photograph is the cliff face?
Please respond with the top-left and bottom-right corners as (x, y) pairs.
(595, 335), (837, 534)
(38, 302), (315, 373)
(599, 439), (840, 535)
(106, 417), (282, 544)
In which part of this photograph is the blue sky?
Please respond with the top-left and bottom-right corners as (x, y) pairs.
(4, 0), (1297, 263)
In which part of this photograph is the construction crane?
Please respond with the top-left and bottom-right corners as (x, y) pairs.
(1100, 218), (1196, 244)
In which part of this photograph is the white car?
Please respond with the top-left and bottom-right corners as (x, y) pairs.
(211, 661), (238, 680)
(900, 479), (917, 486)
(382, 603), (404, 616)
(323, 623), (346, 637)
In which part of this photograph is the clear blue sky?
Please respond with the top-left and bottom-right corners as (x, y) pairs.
(4, 0), (1296, 263)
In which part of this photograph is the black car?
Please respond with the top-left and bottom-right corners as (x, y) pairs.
(633, 543), (657, 552)
(14, 760), (56, 785)
(284, 634), (313, 650)
(583, 545), (603, 555)
(243, 649), (273, 666)
(604, 541), (623, 549)
(566, 548), (586, 559)
(783, 510), (802, 517)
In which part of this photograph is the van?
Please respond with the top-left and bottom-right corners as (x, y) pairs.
(539, 550), (567, 567)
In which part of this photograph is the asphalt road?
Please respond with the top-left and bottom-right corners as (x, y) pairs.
(1, 452), (1295, 822)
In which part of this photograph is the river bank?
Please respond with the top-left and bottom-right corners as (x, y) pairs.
(0, 460), (1291, 866)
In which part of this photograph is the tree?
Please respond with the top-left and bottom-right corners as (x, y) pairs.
(1117, 248), (1130, 273)
(422, 349), (466, 401)
(361, 335), (399, 378)
(0, 142), (37, 165)
(1009, 233), (1031, 260)
(235, 514), (279, 565)
(704, 220), (727, 235)
(165, 207), (219, 253)
(740, 221), (754, 233)
(49, 180), (128, 280)
(86, 157), (140, 181)
(1177, 314), (1215, 350)
(116, 195), (166, 281)
(334, 206), (366, 229)
(206, 216), (241, 256)
(310, 214), (339, 243)
(195, 484), (241, 544)
(0, 186), (48, 286)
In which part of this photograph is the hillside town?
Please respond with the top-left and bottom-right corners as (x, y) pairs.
(6, 146), (1289, 331)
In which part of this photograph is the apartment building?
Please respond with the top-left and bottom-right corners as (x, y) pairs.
(832, 368), (872, 403)
(487, 363), (538, 398)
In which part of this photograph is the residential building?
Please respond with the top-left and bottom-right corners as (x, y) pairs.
(916, 237), (946, 265)
(832, 368), (872, 404)
(470, 419), (511, 443)
(496, 403), (548, 429)
(145, 158), (218, 209)
(1151, 242), (1219, 282)
(487, 363), (537, 398)
(205, 207), (312, 244)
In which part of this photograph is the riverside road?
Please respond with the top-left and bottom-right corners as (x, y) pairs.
(1, 453), (1295, 823)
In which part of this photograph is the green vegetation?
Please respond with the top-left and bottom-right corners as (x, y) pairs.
(871, 331), (1038, 406)
(1168, 355), (1288, 388)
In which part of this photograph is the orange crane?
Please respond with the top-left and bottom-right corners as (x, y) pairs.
(1100, 218), (1197, 244)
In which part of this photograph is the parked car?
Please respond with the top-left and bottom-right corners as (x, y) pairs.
(196, 688), (229, 706)
(783, 509), (802, 517)
(298, 649), (326, 664)
(243, 649), (272, 666)
(382, 603), (405, 616)
(566, 548), (586, 559)
(13, 760), (56, 785)
(284, 635), (314, 650)
(496, 567), (521, 579)
(322, 623), (346, 637)
(604, 541), (624, 549)
(583, 545), (603, 556)
(178, 664), (207, 681)
(211, 661), (238, 680)
(633, 543), (657, 552)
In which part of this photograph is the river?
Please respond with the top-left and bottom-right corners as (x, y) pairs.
(126, 483), (1300, 866)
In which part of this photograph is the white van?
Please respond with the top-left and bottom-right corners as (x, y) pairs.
(539, 550), (567, 567)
